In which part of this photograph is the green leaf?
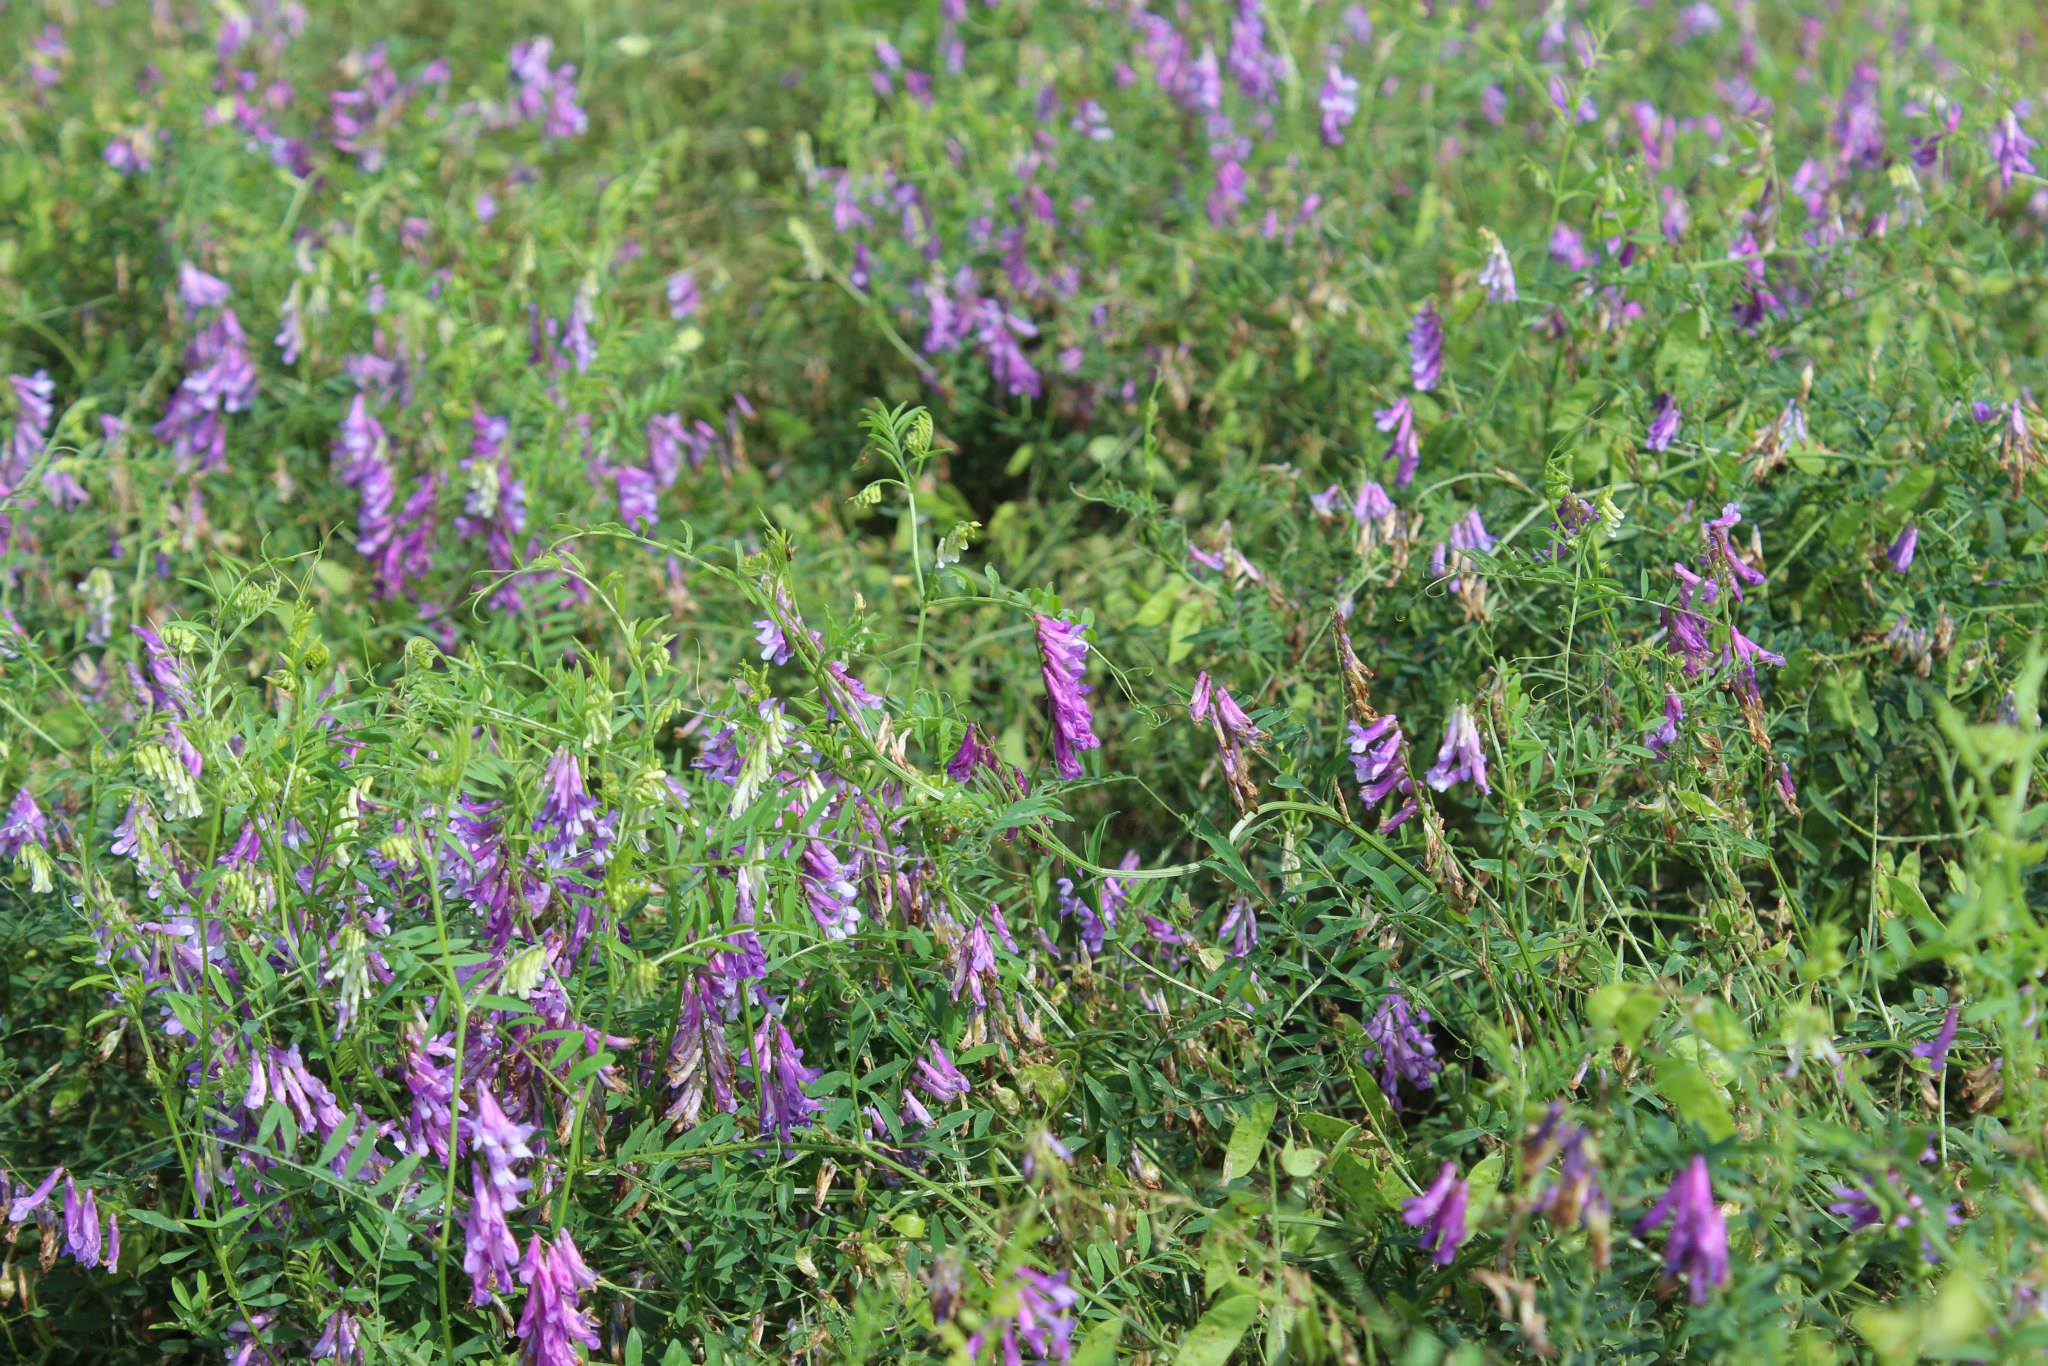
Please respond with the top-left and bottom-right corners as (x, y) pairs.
(1222, 1098), (1278, 1183)
(1175, 1294), (1260, 1366)
(1072, 1316), (1124, 1366)
(1654, 1055), (1735, 1142)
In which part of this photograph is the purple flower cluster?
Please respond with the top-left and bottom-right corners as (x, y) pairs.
(1363, 993), (1441, 1111)
(1034, 613), (1101, 780)
(1635, 1155), (1730, 1304)
(3, 1166), (118, 1274)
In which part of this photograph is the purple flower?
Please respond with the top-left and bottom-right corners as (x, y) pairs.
(1409, 301), (1443, 392)
(965, 1266), (1080, 1365)
(1363, 993), (1441, 1110)
(1033, 613), (1101, 780)
(1990, 108), (2038, 192)
(614, 465), (657, 530)
(665, 972), (738, 1131)
(0, 789), (49, 858)
(1424, 703), (1490, 795)
(1218, 897), (1258, 958)
(1885, 522), (1918, 574)
(1319, 64), (1359, 146)
(946, 724), (1001, 783)
(1403, 1160), (1471, 1265)
(1645, 692), (1685, 757)
(1353, 479), (1397, 527)
(1478, 232), (1517, 303)
(751, 1018), (824, 1141)
(666, 270), (699, 320)
(1646, 394), (1681, 453)
(515, 1232), (600, 1366)
(914, 1041), (972, 1103)
(976, 300), (1042, 400)
(1376, 397), (1420, 487)
(1349, 716), (1418, 832)
(947, 909), (1003, 1009)
(534, 748), (601, 858)
(1636, 1155), (1730, 1304)
(1911, 1002), (1961, 1074)
(801, 839), (861, 941)
(177, 262), (232, 315)
(8, 1167), (62, 1223)
(312, 1309), (364, 1364)
(62, 1177), (102, 1268)
(1549, 223), (1593, 272)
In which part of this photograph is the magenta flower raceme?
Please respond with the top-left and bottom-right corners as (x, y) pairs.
(1363, 993), (1441, 1111)
(1885, 522), (1918, 574)
(1646, 393), (1681, 452)
(1424, 703), (1490, 795)
(1033, 613), (1100, 780)
(1403, 1161), (1471, 1265)
(1409, 301), (1443, 392)
(1636, 1155), (1731, 1304)
(1376, 397), (1421, 486)
(515, 1232), (601, 1366)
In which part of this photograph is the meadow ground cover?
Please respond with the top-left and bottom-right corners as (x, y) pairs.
(2, 0), (2047, 1362)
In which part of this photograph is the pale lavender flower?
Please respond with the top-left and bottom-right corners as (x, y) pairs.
(1424, 703), (1490, 794)
(1550, 223), (1593, 271)
(62, 1177), (102, 1268)
(1990, 108), (2038, 192)
(564, 284), (596, 374)
(1403, 1161), (1470, 1265)
(1409, 301), (1443, 392)
(947, 910), (1002, 1009)
(1319, 64), (1359, 146)
(1636, 1155), (1730, 1304)
(1647, 394), (1681, 452)
(1034, 613), (1100, 780)
(8, 1167), (62, 1223)
(1885, 522), (1918, 574)
(614, 465), (657, 530)
(534, 748), (601, 858)
(1478, 232), (1517, 303)
(1376, 397), (1420, 486)
(1363, 993), (1440, 1110)
(177, 262), (232, 315)
(1218, 897), (1258, 958)
(664, 973), (738, 1131)
(666, 270), (699, 320)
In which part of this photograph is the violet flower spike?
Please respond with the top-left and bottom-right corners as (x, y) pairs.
(1363, 993), (1440, 1110)
(1911, 1002), (1961, 1074)
(1402, 1161), (1471, 1265)
(1033, 613), (1101, 780)
(1635, 1155), (1731, 1304)
(1376, 397), (1421, 487)
(1409, 300), (1443, 392)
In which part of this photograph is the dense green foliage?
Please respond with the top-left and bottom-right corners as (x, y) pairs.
(2, 2), (2047, 1363)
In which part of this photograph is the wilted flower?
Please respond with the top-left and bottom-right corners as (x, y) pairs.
(1363, 993), (1441, 1110)
(1033, 613), (1100, 780)
(1403, 1161), (1471, 1265)
(1424, 703), (1490, 795)
(1636, 1155), (1730, 1304)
